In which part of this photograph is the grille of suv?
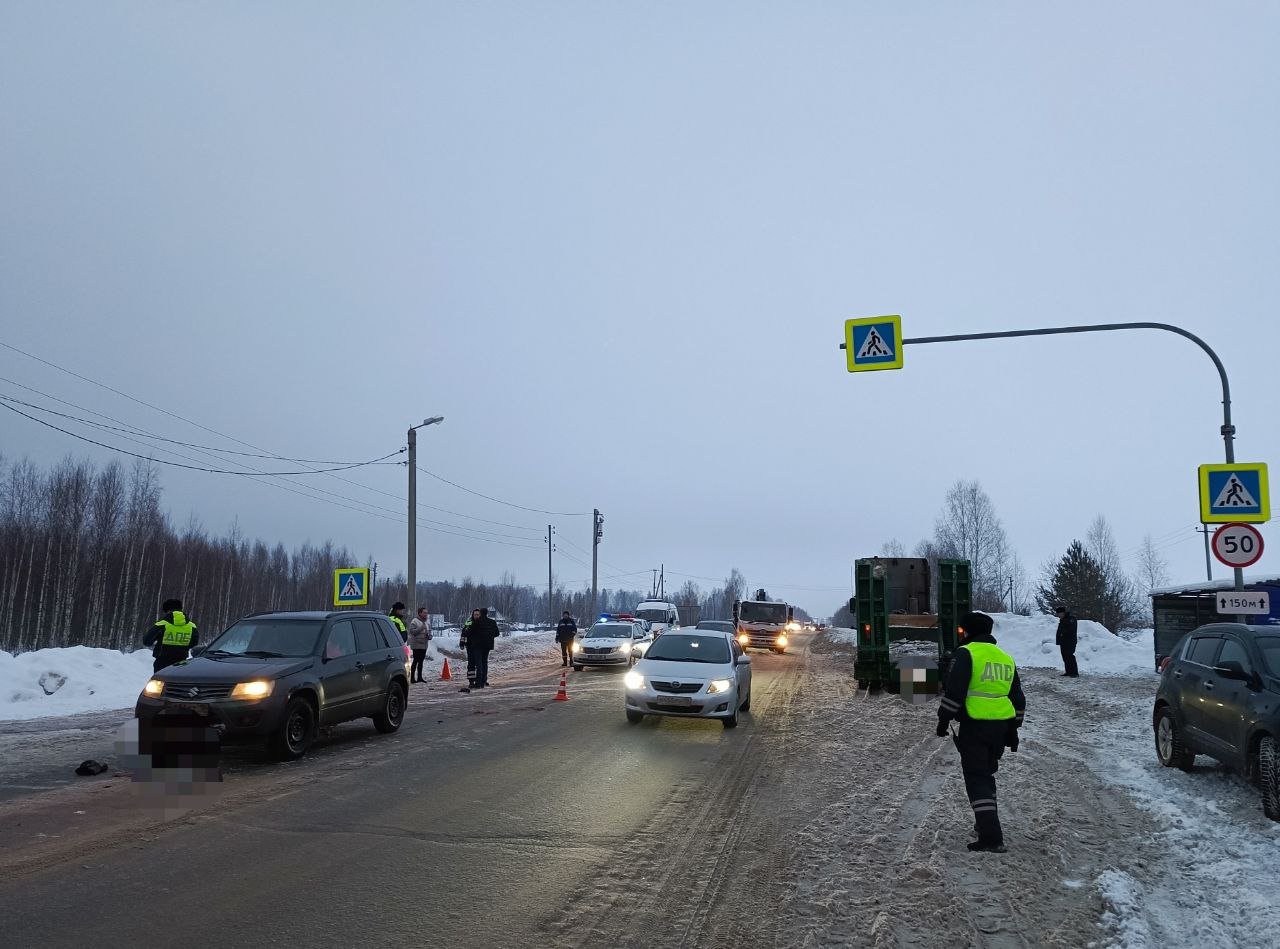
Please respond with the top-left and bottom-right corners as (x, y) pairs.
(162, 682), (234, 700)
(650, 680), (701, 694)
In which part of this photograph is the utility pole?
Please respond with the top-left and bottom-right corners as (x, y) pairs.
(1196, 525), (1214, 582)
(547, 524), (555, 631)
(406, 417), (444, 620)
(590, 509), (602, 621)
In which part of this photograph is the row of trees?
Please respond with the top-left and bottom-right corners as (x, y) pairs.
(1, 455), (778, 652)
(0, 455), (367, 653)
(868, 480), (1170, 632)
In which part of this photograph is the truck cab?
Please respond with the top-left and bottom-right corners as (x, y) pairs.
(735, 598), (792, 654)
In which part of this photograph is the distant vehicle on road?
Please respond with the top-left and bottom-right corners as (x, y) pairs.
(625, 630), (752, 728)
(635, 599), (682, 636)
(572, 620), (652, 672)
(1153, 622), (1280, 820)
(696, 620), (736, 635)
(135, 611), (410, 760)
(734, 591), (792, 654)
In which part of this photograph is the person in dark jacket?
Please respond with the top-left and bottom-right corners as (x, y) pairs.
(466, 608), (500, 690)
(936, 611), (1026, 853)
(388, 602), (409, 643)
(1054, 605), (1079, 677)
(555, 611), (578, 667)
(143, 598), (199, 673)
(460, 609), (480, 692)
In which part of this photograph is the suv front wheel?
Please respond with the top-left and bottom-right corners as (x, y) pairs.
(373, 681), (406, 734)
(1155, 707), (1195, 772)
(1258, 736), (1280, 821)
(271, 696), (316, 761)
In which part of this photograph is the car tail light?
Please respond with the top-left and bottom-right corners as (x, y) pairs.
(1158, 656), (1172, 673)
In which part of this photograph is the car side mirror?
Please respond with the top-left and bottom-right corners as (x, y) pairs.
(736, 655), (751, 666)
(1213, 660), (1248, 681)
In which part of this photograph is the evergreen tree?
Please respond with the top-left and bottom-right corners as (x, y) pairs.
(1035, 541), (1111, 627)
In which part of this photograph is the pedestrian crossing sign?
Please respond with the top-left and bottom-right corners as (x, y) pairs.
(1199, 463), (1270, 524)
(845, 316), (904, 373)
(333, 567), (370, 606)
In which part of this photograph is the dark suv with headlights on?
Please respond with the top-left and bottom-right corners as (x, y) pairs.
(135, 611), (411, 760)
(1153, 623), (1280, 820)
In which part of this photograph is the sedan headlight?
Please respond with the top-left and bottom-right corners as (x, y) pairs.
(616, 642), (631, 654)
(707, 678), (733, 694)
(571, 641), (582, 653)
(142, 678), (164, 698)
(624, 670), (645, 690)
(230, 680), (275, 700)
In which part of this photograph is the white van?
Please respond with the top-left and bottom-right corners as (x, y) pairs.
(634, 599), (681, 636)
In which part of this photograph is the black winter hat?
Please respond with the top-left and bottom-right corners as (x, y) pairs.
(162, 598), (183, 612)
(958, 611), (993, 640)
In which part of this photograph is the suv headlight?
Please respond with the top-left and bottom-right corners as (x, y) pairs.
(624, 670), (644, 690)
(230, 680), (275, 700)
(707, 679), (733, 694)
(142, 678), (164, 698)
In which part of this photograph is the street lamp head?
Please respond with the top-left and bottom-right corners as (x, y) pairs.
(424, 416), (445, 426)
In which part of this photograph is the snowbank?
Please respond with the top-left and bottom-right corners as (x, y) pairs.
(991, 613), (1153, 676)
(0, 646), (153, 722)
(822, 617), (1154, 677)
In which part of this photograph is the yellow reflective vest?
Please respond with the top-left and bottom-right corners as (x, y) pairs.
(960, 641), (1017, 720)
(158, 611), (196, 647)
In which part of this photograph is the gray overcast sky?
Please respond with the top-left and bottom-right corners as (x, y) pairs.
(2, 2), (1277, 616)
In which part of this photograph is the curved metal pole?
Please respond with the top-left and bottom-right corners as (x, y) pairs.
(901, 322), (1234, 463)
(841, 319), (1244, 595)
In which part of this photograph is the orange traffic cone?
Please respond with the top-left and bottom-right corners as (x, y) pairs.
(440, 657), (452, 681)
(553, 671), (569, 701)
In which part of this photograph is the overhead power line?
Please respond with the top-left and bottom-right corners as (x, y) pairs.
(416, 466), (592, 517)
(0, 399), (403, 476)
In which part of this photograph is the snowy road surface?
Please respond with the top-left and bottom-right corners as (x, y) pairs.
(0, 630), (1276, 947)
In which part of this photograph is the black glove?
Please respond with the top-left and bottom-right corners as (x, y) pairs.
(936, 719), (949, 738)
(1006, 726), (1020, 752)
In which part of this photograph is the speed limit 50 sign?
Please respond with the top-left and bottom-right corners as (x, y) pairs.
(1211, 522), (1265, 569)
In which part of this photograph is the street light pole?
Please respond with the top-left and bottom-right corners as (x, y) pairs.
(407, 416), (444, 620)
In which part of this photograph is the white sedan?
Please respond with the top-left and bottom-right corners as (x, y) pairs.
(571, 621), (651, 671)
(623, 630), (752, 728)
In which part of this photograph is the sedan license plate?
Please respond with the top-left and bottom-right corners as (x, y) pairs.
(661, 695), (694, 706)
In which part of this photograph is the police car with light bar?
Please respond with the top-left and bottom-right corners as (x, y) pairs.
(571, 615), (653, 672)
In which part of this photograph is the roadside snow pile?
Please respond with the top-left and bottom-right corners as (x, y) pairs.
(0, 646), (153, 721)
(991, 613), (1152, 677)
(826, 627), (857, 646)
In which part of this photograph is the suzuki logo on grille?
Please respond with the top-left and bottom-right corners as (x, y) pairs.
(186, 687), (200, 699)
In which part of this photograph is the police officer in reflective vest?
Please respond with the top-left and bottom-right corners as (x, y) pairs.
(143, 598), (199, 673)
(388, 601), (408, 643)
(936, 611), (1025, 853)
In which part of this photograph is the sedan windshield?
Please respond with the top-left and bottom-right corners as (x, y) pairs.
(204, 619), (325, 658)
(697, 621), (734, 633)
(1258, 638), (1280, 677)
(586, 625), (632, 639)
(644, 635), (730, 664)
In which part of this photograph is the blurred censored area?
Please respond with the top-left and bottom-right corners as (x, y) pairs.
(117, 715), (223, 804)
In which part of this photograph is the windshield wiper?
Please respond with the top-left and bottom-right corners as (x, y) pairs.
(239, 650), (287, 658)
(202, 649), (237, 658)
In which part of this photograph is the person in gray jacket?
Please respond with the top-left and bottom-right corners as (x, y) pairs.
(407, 607), (432, 682)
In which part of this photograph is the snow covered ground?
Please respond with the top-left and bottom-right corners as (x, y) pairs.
(0, 647), (153, 722)
(827, 613), (1154, 675)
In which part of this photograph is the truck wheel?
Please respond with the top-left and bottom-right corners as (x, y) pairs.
(1260, 736), (1280, 820)
(1155, 707), (1195, 772)
(270, 696), (316, 761)
(626, 710), (644, 725)
(373, 681), (406, 734)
